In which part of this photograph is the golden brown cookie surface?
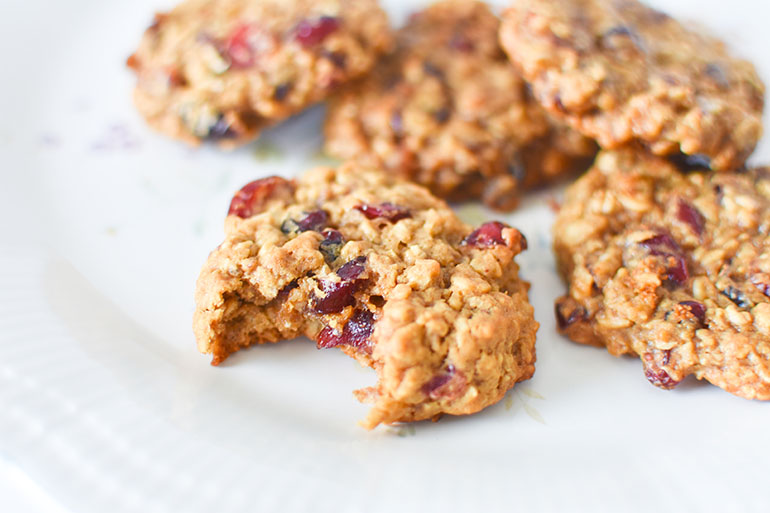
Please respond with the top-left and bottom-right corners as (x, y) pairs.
(554, 148), (770, 399)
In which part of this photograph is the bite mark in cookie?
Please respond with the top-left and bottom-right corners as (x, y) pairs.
(194, 163), (538, 428)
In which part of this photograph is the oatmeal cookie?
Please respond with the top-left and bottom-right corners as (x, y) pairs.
(500, 0), (764, 170)
(127, 0), (392, 147)
(554, 148), (770, 399)
(194, 163), (538, 428)
(323, 0), (596, 211)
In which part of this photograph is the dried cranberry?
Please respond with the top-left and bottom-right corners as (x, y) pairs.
(319, 229), (344, 263)
(422, 365), (467, 400)
(721, 286), (750, 308)
(313, 256), (367, 314)
(676, 199), (705, 235)
(228, 177), (294, 218)
(293, 16), (340, 48)
(336, 256), (366, 281)
(639, 232), (689, 286)
(463, 221), (507, 248)
(678, 300), (706, 324)
(644, 367), (680, 389)
(296, 210), (328, 232)
(448, 33), (474, 52)
(639, 233), (679, 255)
(317, 309), (375, 352)
(225, 24), (256, 68)
(355, 203), (412, 222)
(555, 301), (588, 331)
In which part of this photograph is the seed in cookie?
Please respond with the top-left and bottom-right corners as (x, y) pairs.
(553, 148), (770, 399)
(194, 162), (538, 428)
(128, 0), (393, 147)
(500, 0), (764, 170)
(323, 0), (596, 211)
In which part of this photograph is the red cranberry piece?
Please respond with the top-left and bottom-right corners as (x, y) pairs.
(463, 221), (508, 248)
(676, 199), (705, 235)
(644, 367), (680, 389)
(293, 16), (340, 48)
(665, 255), (689, 286)
(296, 210), (328, 232)
(448, 33), (474, 52)
(355, 203), (412, 222)
(228, 177), (294, 218)
(421, 365), (467, 400)
(313, 256), (367, 314)
(555, 302), (588, 331)
(317, 309), (375, 352)
(336, 256), (366, 281)
(225, 24), (256, 68)
(678, 300), (706, 324)
(639, 233), (679, 255)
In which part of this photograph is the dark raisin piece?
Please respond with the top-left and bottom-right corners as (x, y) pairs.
(704, 62), (729, 89)
(273, 82), (292, 101)
(228, 177), (294, 218)
(422, 62), (444, 78)
(206, 115), (238, 141)
(433, 108), (450, 124)
(317, 309), (375, 352)
(669, 153), (712, 172)
(463, 221), (507, 248)
(639, 233), (680, 255)
(555, 301), (588, 331)
(721, 286), (750, 308)
(644, 367), (680, 389)
(678, 300), (706, 324)
(293, 16), (340, 48)
(355, 203), (412, 222)
(320, 49), (346, 68)
(319, 229), (344, 263)
(676, 199), (705, 235)
(665, 255), (689, 286)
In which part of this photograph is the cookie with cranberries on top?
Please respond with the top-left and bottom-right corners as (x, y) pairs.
(193, 162), (538, 428)
(500, 0), (764, 170)
(324, 0), (595, 211)
(127, 0), (392, 147)
(553, 148), (770, 399)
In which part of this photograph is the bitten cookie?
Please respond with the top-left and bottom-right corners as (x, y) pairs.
(500, 0), (764, 170)
(127, 0), (392, 147)
(554, 148), (770, 399)
(324, 0), (596, 211)
(194, 163), (538, 428)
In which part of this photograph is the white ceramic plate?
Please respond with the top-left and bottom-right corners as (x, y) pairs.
(2, 1), (770, 512)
